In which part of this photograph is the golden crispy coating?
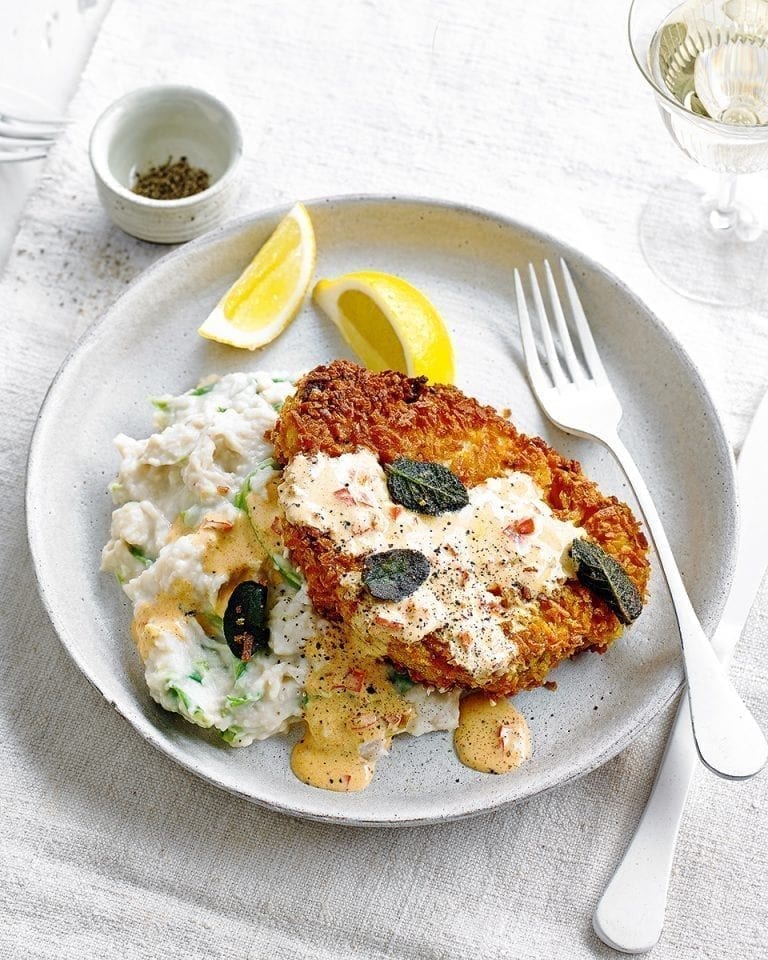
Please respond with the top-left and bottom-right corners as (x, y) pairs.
(271, 361), (650, 695)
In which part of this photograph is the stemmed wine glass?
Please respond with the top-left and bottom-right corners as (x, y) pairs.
(629, 0), (768, 305)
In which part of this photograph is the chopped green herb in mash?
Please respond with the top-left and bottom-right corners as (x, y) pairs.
(127, 543), (153, 567)
(226, 693), (262, 708)
(234, 660), (249, 681)
(272, 554), (303, 589)
(167, 683), (192, 710)
(219, 726), (243, 744)
(233, 459), (279, 512)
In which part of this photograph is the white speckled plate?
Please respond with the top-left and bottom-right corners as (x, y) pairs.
(26, 196), (737, 825)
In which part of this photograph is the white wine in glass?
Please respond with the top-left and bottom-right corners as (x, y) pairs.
(630, 0), (768, 304)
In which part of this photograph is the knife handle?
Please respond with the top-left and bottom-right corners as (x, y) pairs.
(594, 385), (768, 953)
(592, 690), (698, 953)
(593, 610), (752, 953)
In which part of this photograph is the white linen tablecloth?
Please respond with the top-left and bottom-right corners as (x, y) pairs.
(1, 2), (766, 958)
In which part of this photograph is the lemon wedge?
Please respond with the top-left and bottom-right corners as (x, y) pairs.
(198, 202), (316, 350)
(313, 271), (454, 383)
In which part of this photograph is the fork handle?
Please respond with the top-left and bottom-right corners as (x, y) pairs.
(605, 432), (767, 780)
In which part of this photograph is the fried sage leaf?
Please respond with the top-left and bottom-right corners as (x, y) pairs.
(223, 581), (270, 661)
(362, 549), (431, 601)
(385, 457), (469, 515)
(570, 539), (643, 625)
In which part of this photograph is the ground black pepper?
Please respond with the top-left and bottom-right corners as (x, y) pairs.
(132, 155), (210, 200)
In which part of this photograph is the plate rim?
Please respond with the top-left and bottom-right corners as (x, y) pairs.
(25, 192), (739, 826)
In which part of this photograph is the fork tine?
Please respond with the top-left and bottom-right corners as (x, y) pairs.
(559, 258), (609, 383)
(0, 121), (59, 143)
(514, 268), (551, 397)
(543, 259), (586, 383)
(0, 135), (55, 150)
(0, 150), (48, 164)
(527, 264), (567, 389)
(0, 110), (67, 127)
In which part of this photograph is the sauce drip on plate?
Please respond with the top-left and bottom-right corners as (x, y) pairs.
(454, 692), (532, 774)
(290, 627), (416, 792)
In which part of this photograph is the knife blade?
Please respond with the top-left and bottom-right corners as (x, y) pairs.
(593, 387), (768, 954)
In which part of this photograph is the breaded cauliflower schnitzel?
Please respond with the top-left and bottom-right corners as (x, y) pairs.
(271, 361), (649, 696)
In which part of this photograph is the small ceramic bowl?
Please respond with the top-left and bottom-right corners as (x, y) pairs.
(89, 85), (242, 243)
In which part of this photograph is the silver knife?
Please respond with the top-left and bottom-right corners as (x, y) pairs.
(593, 386), (768, 954)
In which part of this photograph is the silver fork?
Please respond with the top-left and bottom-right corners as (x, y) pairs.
(514, 258), (767, 781)
(0, 110), (66, 164)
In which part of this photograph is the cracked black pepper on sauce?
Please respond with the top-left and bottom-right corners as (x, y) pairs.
(132, 156), (210, 200)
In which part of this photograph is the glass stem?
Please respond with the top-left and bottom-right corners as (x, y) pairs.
(709, 174), (738, 231)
